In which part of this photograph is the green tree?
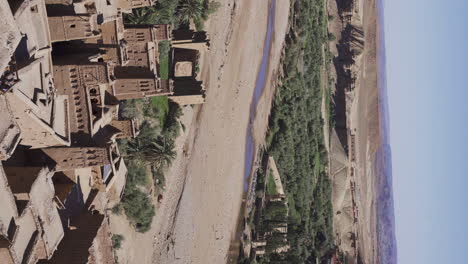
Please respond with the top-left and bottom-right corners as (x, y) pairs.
(125, 137), (176, 168)
(122, 188), (155, 232)
(141, 137), (176, 168)
(125, 7), (159, 24)
(112, 234), (124, 249)
(125, 137), (146, 161)
(177, 0), (204, 24)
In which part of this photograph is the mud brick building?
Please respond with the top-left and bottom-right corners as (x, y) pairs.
(0, 0), (210, 261)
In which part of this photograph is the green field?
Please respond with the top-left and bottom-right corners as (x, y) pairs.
(151, 96), (169, 125)
(158, 40), (170, 80)
(266, 169), (278, 196)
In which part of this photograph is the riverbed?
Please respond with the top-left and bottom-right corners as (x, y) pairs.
(147, 0), (291, 263)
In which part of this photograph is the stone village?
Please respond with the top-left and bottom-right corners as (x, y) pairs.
(0, 0), (208, 262)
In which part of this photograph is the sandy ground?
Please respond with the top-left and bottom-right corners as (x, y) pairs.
(349, 0), (381, 263)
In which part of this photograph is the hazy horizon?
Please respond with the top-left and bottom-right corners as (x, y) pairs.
(386, 0), (468, 263)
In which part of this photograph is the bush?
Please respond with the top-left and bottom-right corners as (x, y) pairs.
(112, 234), (124, 249)
(117, 101), (179, 233)
(124, 0), (182, 26)
(153, 166), (166, 188)
(266, 170), (278, 196)
(126, 159), (149, 187)
(163, 102), (182, 139)
(122, 187), (155, 233)
(111, 204), (123, 215)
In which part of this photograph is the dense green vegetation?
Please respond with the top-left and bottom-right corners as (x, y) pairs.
(116, 0), (222, 232)
(158, 40), (171, 80)
(124, 0), (220, 30)
(151, 96), (169, 124)
(117, 98), (181, 232)
(258, 0), (335, 262)
(266, 169), (278, 196)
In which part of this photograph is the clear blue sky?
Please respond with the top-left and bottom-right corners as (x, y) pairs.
(385, 0), (468, 263)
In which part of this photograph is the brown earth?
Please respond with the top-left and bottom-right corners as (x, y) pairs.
(328, 0), (381, 263)
(348, 0), (382, 262)
(351, 0), (381, 263)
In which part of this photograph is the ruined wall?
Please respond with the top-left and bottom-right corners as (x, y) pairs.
(109, 119), (135, 139)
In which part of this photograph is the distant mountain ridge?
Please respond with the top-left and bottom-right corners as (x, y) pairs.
(375, 0), (397, 261)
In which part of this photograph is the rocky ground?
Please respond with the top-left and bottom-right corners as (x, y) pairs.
(328, 0), (382, 263)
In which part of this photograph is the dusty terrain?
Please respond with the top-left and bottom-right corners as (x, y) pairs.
(111, 0), (290, 263)
(351, 0), (385, 263)
(328, 0), (382, 263)
(351, 0), (381, 263)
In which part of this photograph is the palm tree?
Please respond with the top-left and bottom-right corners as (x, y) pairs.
(177, 0), (204, 25)
(126, 137), (146, 161)
(141, 137), (176, 168)
(124, 7), (159, 24)
(125, 137), (176, 168)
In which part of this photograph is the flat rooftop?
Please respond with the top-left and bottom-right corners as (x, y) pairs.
(0, 0), (21, 71)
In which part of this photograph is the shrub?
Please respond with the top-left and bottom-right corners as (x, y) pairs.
(122, 187), (155, 233)
(111, 204), (123, 215)
(112, 234), (124, 249)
